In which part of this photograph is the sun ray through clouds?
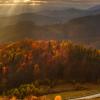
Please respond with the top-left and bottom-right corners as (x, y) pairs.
(0, 0), (47, 16)
(0, 0), (47, 30)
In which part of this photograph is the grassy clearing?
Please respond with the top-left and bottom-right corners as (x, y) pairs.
(47, 90), (98, 100)
(1, 84), (100, 100)
(47, 84), (100, 100)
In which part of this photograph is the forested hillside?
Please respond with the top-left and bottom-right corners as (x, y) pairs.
(0, 39), (100, 93)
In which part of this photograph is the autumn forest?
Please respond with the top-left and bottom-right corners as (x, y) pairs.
(0, 39), (99, 98)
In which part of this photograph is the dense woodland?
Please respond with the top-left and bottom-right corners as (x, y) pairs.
(0, 39), (100, 94)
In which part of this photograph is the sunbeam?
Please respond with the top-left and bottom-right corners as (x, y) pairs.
(0, 0), (47, 5)
(0, 0), (47, 15)
(0, 0), (47, 30)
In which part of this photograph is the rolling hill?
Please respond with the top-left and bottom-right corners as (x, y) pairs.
(0, 5), (100, 26)
(65, 14), (100, 38)
(0, 13), (100, 48)
(0, 20), (67, 42)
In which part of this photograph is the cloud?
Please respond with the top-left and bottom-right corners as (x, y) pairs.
(41, 0), (100, 4)
(0, 0), (100, 6)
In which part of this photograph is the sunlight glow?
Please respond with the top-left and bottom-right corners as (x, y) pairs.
(0, 0), (47, 26)
(24, 0), (29, 2)
(0, 0), (47, 5)
(0, 0), (47, 16)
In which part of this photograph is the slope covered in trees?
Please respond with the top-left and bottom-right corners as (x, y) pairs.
(0, 39), (100, 92)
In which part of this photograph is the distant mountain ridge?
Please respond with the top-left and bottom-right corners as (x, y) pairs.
(0, 5), (100, 48)
(65, 14), (100, 38)
(64, 14), (100, 48)
(89, 5), (100, 11)
(0, 13), (100, 48)
(0, 5), (100, 25)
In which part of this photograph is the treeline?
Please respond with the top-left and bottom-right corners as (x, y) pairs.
(0, 39), (100, 91)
